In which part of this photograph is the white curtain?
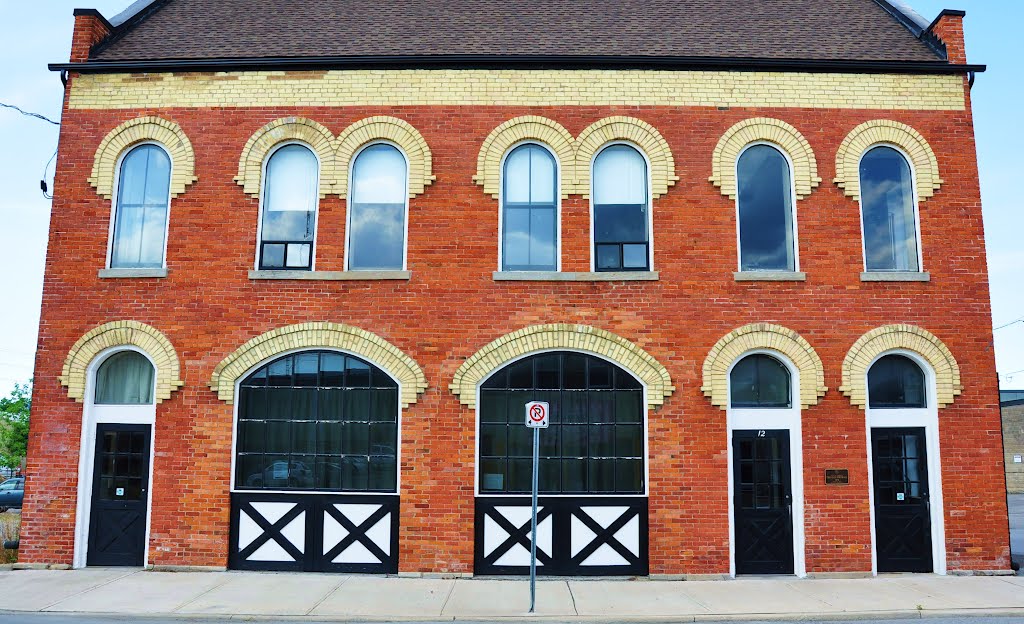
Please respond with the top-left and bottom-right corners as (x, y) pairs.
(95, 351), (155, 405)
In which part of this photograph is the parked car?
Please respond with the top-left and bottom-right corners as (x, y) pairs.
(0, 477), (24, 512)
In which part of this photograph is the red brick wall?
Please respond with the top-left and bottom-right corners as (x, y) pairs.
(20, 86), (1009, 574)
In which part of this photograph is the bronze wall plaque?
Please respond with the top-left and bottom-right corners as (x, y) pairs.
(825, 469), (849, 485)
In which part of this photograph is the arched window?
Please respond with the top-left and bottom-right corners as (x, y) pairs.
(593, 145), (650, 272)
(479, 352), (644, 494)
(868, 354), (926, 408)
(730, 354), (792, 408)
(259, 144), (318, 270)
(737, 145), (796, 272)
(501, 144), (557, 271)
(111, 144), (171, 269)
(348, 144), (408, 271)
(235, 351), (399, 492)
(94, 351), (155, 405)
(860, 146), (920, 272)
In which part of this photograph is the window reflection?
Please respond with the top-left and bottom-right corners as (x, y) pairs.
(349, 144), (407, 270)
(737, 145), (795, 271)
(111, 144), (171, 269)
(730, 354), (791, 408)
(860, 146), (919, 272)
(593, 145), (649, 271)
(868, 354), (926, 408)
(260, 144), (318, 270)
(502, 144), (557, 271)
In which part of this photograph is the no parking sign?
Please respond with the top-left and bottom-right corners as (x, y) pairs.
(525, 401), (549, 428)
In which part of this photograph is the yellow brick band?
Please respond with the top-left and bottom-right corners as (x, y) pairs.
(335, 116), (435, 198)
(89, 116), (197, 199)
(450, 324), (674, 411)
(834, 119), (943, 201)
(210, 322), (428, 408)
(474, 116), (577, 199)
(710, 118), (821, 200)
(60, 320), (184, 404)
(701, 323), (827, 410)
(575, 116), (677, 199)
(67, 70), (966, 111)
(840, 324), (961, 409)
(236, 117), (338, 198)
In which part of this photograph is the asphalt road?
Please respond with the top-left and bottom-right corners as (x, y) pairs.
(3, 616), (1024, 624)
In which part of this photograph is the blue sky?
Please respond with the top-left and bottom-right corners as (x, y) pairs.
(0, 1), (1021, 396)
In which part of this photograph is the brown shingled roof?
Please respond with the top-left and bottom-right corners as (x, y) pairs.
(90, 0), (943, 64)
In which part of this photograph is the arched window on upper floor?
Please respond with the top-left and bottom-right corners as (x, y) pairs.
(593, 144), (650, 272)
(730, 353), (792, 409)
(258, 143), (319, 270)
(737, 144), (797, 272)
(347, 143), (408, 271)
(110, 144), (171, 269)
(860, 146), (921, 273)
(501, 143), (557, 271)
(868, 354), (926, 409)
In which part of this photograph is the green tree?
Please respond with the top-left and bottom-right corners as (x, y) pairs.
(0, 381), (30, 470)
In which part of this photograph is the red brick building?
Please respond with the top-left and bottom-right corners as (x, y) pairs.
(22, 0), (1011, 577)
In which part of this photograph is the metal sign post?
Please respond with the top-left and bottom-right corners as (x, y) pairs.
(524, 401), (549, 614)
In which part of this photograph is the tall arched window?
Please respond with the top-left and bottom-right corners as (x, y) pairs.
(737, 145), (796, 272)
(860, 146), (920, 272)
(868, 354), (926, 409)
(95, 350), (155, 405)
(501, 144), (557, 271)
(348, 144), (408, 271)
(730, 353), (792, 408)
(111, 144), (171, 269)
(235, 351), (399, 492)
(593, 145), (650, 272)
(259, 144), (319, 270)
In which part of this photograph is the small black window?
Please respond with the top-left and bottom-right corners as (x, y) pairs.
(868, 354), (926, 408)
(730, 354), (792, 408)
(593, 145), (649, 272)
(235, 351), (399, 492)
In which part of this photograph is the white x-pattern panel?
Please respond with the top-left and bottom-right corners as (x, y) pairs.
(575, 506), (639, 567)
(483, 505), (551, 566)
(323, 503), (391, 564)
(239, 502), (305, 562)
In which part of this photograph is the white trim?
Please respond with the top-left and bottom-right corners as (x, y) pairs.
(856, 143), (925, 273)
(472, 348), (650, 499)
(106, 141), (173, 271)
(73, 345), (158, 569)
(733, 142), (801, 273)
(344, 141), (411, 272)
(725, 349), (806, 578)
(496, 141), (563, 273)
(588, 142), (655, 272)
(228, 347), (403, 495)
(864, 349), (946, 575)
(254, 141), (322, 271)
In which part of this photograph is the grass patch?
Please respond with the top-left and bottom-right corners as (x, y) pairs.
(0, 511), (20, 564)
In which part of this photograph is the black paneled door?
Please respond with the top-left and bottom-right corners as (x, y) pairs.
(733, 429), (794, 575)
(871, 427), (933, 573)
(87, 424), (151, 567)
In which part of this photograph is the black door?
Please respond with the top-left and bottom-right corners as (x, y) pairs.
(87, 424), (151, 566)
(733, 429), (794, 575)
(871, 427), (932, 573)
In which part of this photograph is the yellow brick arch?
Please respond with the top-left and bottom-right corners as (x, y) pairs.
(209, 322), (427, 408)
(701, 323), (827, 410)
(449, 324), (674, 411)
(840, 324), (962, 409)
(709, 118), (821, 200)
(575, 116), (678, 199)
(60, 321), (184, 404)
(89, 116), (198, 199)
(472, 116), (577, 199)
(336, 116), (436, 198)
(834, 119), (943, 201)
(235, 117), (338, 198)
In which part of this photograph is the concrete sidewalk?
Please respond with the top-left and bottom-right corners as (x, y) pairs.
(1, 569), (1024, 621)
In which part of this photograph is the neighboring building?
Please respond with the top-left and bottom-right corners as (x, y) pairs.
(1002, 391), (1024, 494)
(21, 0), (1010, 577)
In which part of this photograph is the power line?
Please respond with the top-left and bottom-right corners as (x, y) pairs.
(994, 316), (1024, 331)
(0, 102), (60, 126)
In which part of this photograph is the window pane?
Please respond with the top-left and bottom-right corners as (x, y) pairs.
(594, 204), (647, 243)
(95, 351), (154, 405)
(503, 208), (531, 268)
(502, 145), (557, 271)
(737, 145), (795, 271)
(261, 145), (317, 269)
(350, 144), (407, 270)
(112, 145), (170, 269)
(861, 146), (920, 272)
(730, 354), (791, 408)
(594, 145), (646, 205)
(868, 354), (926, 408)
(529, 208), (556, 268)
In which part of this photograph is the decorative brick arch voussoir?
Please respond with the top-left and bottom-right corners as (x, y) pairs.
(449, 324), (674, 411)
(575, 116), (678, 199)
(210, 322), (427, 408)
(89, 116), (197, 199)
(709, 117), (821, 200)
(701, 323), (827, 410)
(840, 324), (962, 409)
(473, 116), (577, 198)
(834, 119), (943, 201)
(235, 117), (339, 198)
(60, 320), (184, 403)
(336, 116), (435, 198)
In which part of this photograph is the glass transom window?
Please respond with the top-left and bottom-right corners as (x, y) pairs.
(479, 352), (644, 495)
(730, 354), (792, 409)
(95, 351), (155, 405)
(868, 354), (926, 409)
(236, 351), (399, 492)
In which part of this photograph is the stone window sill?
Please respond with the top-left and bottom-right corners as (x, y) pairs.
(493, 271), (659, 282)
(98, 268), (168, 279)
(249, 270), (411, 281)
(860, 271), (930, 282)
(734, 271), (807, 282)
